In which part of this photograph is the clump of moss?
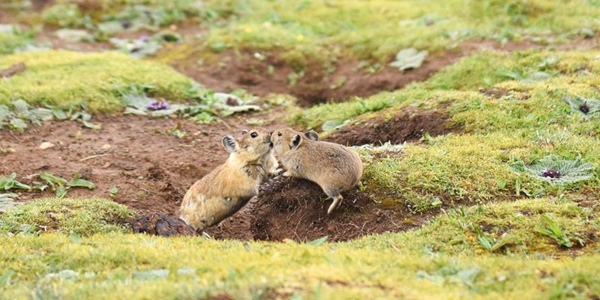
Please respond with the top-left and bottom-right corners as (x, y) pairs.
(0, 197), (137, 235)
(362, 132), (543, 212)
(357, 198), (597, 255)
(0, 50), (197, 112)
(0, 33), (29, 55)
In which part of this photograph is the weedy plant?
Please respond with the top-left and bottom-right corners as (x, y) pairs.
(563, 95), (600, 117)
(121, 84), (261, 123)
(34, 172), (96, 198)
(0, 173), (31, 191)
(0, 100), (99, 131)
(513, 156), (595, 185)
(474, 225), (515, 252)
(535, 215), (584, 248)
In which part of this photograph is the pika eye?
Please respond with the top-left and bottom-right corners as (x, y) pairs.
(250, 132), (258, 138)
(277, 132), (282, 136)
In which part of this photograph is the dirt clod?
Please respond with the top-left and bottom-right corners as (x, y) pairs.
(132, 212), (198, 236)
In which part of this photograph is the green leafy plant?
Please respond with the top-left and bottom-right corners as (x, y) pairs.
(109, 186), (118, 197)
(563, 95), (600, 117)
(0, 220), (35, 236)
(167, 126), (188, 139)
(389, 48), (428, 71)
(0, 173), (31, 191)
(38, 172), (95, 198)
(309, 236), (328, 246)
(513, 156), (594, 185)
(0, 193), (19, 213)
(109, 31), (181, 59)
(535, 215), (584, 248)
(0, 100), (98, 131)
(122, 87), (261, 124)
(474, 225), (514, 252)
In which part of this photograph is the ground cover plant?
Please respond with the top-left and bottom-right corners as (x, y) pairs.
(1, 0), (600, 299)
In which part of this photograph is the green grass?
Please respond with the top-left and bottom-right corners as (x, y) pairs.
(2, 2), (600, 298)
(294, 50), (600, 214)
(193, 0), (599, 64)
(0, 197), (598, 299)
(0, 33), (30, 55)
(0, 198), (136, 236)
(295, 50), (600, 130)
(0, 50), (197, 112)
(18, 0), (598, 66)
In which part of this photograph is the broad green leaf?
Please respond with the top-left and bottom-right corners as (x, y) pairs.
(40, 172), (68, 187)
(52, 108), (68, 120)
(56, 186), (68, 198)
(68, 178), (96, 190)
(309, 236), (328, 246)
(0, 270), (15, 287)
(389, 48), (428, 71)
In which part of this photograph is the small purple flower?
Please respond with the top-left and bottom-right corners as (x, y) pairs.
(541, 169), (561, 179)
(579, 102), (590, 114)
(147, 100), (169, 111)
(139, 35), (149, 42)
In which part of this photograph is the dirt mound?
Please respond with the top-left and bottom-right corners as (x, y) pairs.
(326, 108), (457, 146)
(132, 211), (197, 236)
(202, 176), (427, 242)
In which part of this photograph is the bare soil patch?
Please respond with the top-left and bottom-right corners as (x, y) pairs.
(326, 107), (457, 146)
(1, 109), (432, 242)
(0, 110), (286, 216)
(166, 49), (461, 107)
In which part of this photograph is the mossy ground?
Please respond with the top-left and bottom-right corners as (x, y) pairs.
(1, 0), (600, 298)
(1, 198), (599, 299)
(0, 50), (196, 112)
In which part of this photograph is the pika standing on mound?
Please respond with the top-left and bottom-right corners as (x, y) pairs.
(179, 128), (278, 232)
(272, 128), (363, 214)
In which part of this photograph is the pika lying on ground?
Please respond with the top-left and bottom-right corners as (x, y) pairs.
(272, 128), (363, 214)
(179, 128), (277, 232)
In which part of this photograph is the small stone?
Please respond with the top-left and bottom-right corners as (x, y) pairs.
(39, 142), (54, 150)
(101, 144), (111, 150)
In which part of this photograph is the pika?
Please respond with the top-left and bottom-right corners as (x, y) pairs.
(179, 128), (277, 232)
(272, 128), (363, 214)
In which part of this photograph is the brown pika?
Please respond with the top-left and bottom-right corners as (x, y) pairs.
(272, 128), (363, 214)
(179, 128), (278, 232)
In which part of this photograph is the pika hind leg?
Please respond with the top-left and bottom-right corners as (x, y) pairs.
(326, 192), (344, 215)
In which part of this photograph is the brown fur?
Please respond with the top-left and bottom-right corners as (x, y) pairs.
(179, 128), (277, 231)
(272, 128), (363, 214)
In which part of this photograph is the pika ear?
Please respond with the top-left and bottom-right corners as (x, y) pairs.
(222, 136), (238, 153)
(241, 130), (248, 135)
(305, 130), (319, 141)
(290, 134), (302, 150)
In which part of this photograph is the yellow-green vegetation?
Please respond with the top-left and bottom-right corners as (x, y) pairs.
(298, 50), (600, 212)
(9, 0), (600, 65)
(0, 50), (196, 112)
(0, 198), (136, 235)
(1, 198), (598, 299)
(0, 33), (29, 54)
(2, 1), (600, 298)
(196, 0), (600, 64)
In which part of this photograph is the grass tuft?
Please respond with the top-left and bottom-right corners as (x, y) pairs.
(0, 50), (197, 112)
(0, 197), (136, 236)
